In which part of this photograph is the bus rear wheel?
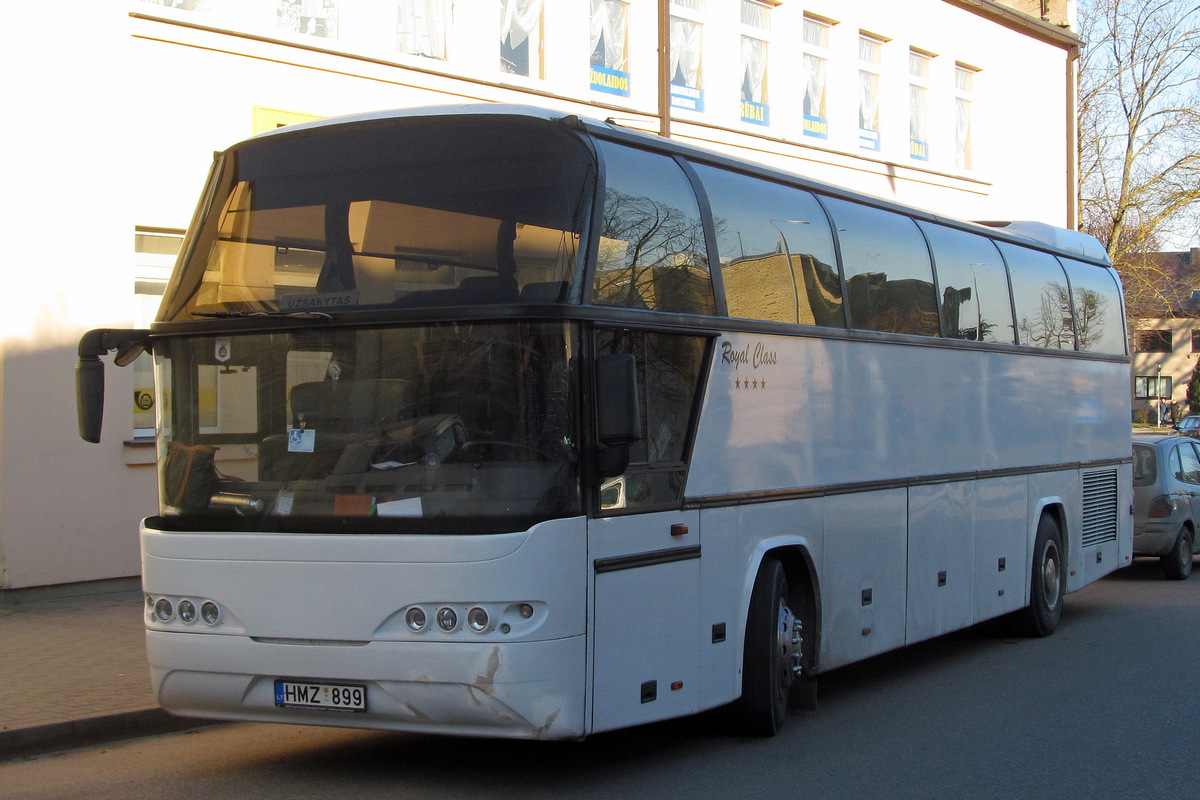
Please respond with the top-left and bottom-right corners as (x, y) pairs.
(1018, 514), (1064, 637)
(736, 558), (800, 736)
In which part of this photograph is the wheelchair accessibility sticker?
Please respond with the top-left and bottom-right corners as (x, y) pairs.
(287, 428), (316, 453)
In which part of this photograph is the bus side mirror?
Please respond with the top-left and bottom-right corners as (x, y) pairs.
(595, 353), (641, 478)
(76, 328), (151, 444)
(77, 355), (106, 443)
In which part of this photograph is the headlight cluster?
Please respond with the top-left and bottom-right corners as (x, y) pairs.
(146, 594), (221, 627)
(403, 602), (537, 636)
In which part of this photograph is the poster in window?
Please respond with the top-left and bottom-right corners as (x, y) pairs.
(803, 53), (827, 139)
(670, 17), (704, 112)
(740, 36), (768, 126)
(590, 0), (631, 97)
(910, 84), (929, 160)
(277, 0), (338, 39)
(501, 0), (543, 76)
(859, 70), (880, 150)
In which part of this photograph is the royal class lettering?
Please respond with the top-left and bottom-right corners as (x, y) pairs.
(721, 341), (778, 370)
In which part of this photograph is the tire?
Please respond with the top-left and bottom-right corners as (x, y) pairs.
(1018, 514), (1065, 638)
(1160, 526), (1194, 581)
(736, 558), (799, 736)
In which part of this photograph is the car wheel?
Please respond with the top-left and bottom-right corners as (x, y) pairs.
(1017, 514), (1064, 637)
(1160, 526), (1193, 581)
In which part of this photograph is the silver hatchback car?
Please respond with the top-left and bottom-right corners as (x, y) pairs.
(1133, 434), (1200, 579)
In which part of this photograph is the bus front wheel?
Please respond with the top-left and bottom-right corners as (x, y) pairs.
(1018, 514), (1064, 637)
(736, 558), (799, 736)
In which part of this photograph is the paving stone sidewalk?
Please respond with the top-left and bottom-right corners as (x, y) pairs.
(0, 588), (207, 757)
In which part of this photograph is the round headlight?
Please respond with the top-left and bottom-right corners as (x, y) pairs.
(436, 607), (458, 631)
(200, 601), (220, 625)
(518, 603), (534, 619)
(154, 598), (173, 621)
(467, 607), (489, 632)
(178, 600), (197, 623)
(405, 607), (427, 632)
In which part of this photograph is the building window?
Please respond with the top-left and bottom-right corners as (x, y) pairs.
(590, 0), (631, 96)
(740, 1), (771, 126)
(1135, 376), (1173, 400)
(802, 16), (832, 139)
(500, 0), (543, 77)
(133, 228), (184, 438)
(277, 0), (339, 40)
(670, 1), (705, 112)
(858, 34), (884, 151)
(955, 64), (977, 170)
(398, 0), (450, 59)
(1137, 330), (1171, 352)
(909, 49), (932, 161)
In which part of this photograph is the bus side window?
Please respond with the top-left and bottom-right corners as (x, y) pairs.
(821, 198), (940, 336)
(1058, 257), (1127, 356)
(693, 163), (845, 328)
(998, 242), (1075, 350)
(918, 222), (1015, 344)
(595, 328), (706, 512)
(592, 141), (715, 315)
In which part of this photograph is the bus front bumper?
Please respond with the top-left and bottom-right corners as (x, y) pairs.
(147, 630), (587, 740)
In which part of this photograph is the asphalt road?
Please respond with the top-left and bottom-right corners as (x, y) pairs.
(3, 558), (1197, 800)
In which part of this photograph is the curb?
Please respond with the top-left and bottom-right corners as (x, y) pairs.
(0, 709), (219, 760)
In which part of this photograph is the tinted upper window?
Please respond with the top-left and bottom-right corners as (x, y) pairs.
(822, 198), (939, 336)
(592, 141), (715, 315)
(1059, 258), (1127, 356)
(998, 242), (1074, 350)
(162, 116), (595, 321)
(694, 164), (844, 327)
(919, 222), (1015, 344)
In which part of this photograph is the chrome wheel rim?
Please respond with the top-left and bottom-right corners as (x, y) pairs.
(776, 598), (798, 695)
(1041, 539), (1061, 611)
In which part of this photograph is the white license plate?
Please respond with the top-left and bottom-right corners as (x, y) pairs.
(274, 680), (367, 712)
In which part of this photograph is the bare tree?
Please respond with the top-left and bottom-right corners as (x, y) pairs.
(1078, 0), (1200, 316)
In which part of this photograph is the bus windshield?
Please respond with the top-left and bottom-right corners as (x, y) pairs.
(159, 114), (596, 321)
(154, 321), (581, 532)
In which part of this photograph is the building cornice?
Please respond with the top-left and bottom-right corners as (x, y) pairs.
(942, 0), (1082, 52)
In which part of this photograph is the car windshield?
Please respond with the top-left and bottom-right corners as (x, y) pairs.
(153, 321), (581, 532)
(159, 114), (596, 321)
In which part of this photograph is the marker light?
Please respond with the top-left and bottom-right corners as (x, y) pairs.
(178, 600), (197, 623)
(436, 607), (458, 631)
(518, 603), (534, 619)
(467, 607), (489, 632)
(154, 598), (173, 621)
(200, 601), (220, 625)
(405, 607), (427, 632)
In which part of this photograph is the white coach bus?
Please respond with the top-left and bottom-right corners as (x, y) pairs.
(77, 105), (1131, 739)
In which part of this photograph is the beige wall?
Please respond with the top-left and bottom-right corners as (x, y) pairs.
(0, 0), (1082, 589)
(1132, 318), (1199, 421)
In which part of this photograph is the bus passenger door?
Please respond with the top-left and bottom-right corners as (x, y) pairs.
(589, 510), (701, 733)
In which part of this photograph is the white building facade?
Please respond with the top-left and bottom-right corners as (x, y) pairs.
(0, 0), (1082, 592)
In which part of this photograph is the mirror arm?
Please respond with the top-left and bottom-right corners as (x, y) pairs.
(78, 329), (151, 360)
